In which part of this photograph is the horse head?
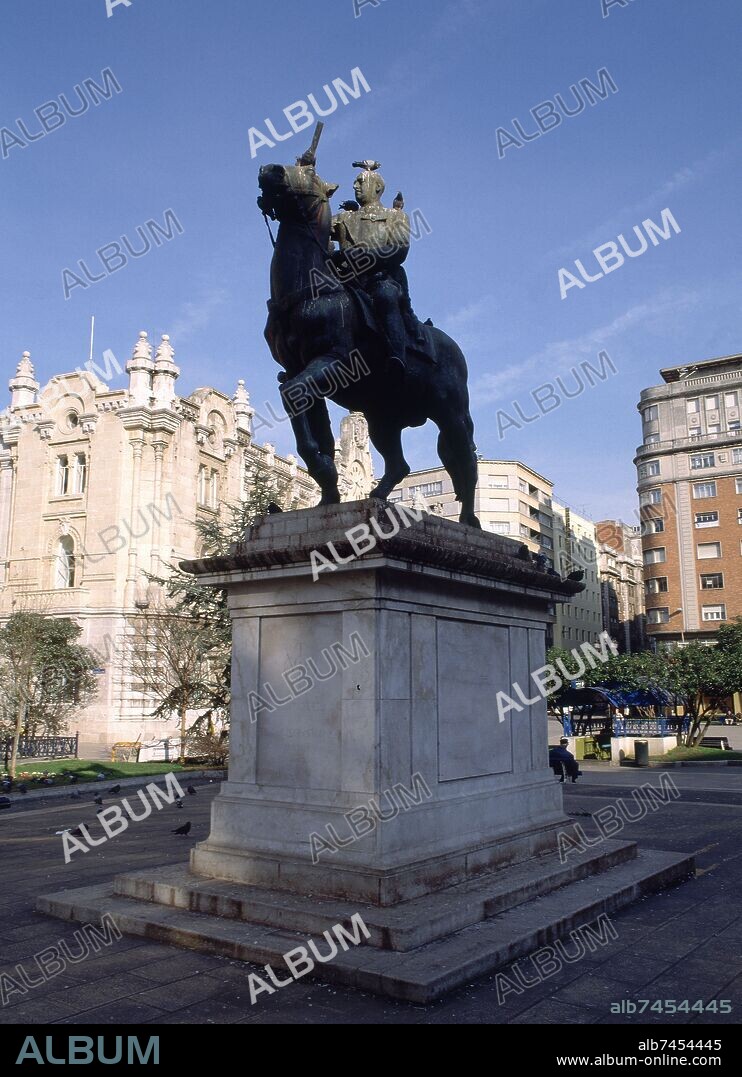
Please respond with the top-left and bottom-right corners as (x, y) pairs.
(258, 163), (339, 228)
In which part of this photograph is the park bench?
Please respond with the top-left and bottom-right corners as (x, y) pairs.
(700, 736), (731, 751)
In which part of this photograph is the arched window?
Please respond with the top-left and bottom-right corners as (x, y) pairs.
(73, 453), (87, 495)
(55, 536), (76, 589)
(56, 455), (70, 496)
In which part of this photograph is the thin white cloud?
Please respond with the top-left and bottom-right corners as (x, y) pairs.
(473, 286), (703, 404)
(544, 145), (732, 267)
(171, 287), (229, 343)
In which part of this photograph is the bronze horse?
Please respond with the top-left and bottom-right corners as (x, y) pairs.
(258, 157), (481, 528)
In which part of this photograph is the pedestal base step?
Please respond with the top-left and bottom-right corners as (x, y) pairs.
(112, 840), (637, 951)
(37, 846), (693, 1003)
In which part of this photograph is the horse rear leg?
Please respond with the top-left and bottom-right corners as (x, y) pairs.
(367, 420), (411, 500)
(436, 414), (481, 528)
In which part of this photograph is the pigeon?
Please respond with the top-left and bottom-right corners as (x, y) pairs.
(175, 799), (184, 810)
(109, 784), (121, 795)
(393, 191), (404, 210)
(339, 199), (359, 213)
(94, 796), (103, 806)
(95, 773), (106, 781)
(186, 786), (197, 796)
(352, 160), (381, 172)
(18, 784), (27, 794)
(70, 791), (82, 800)
(70, 826), (85, 838)
(172, 821), (192, 836)
(69, 775), (78, 785)
(42, 778), (54, 786)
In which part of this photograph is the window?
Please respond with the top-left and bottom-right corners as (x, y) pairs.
(56, 455), (70, 496)
(695, 511), (719, 528)
(540, 536), (553, 551)
(198, 465), (207, 505)
(705, 395), (720, 411)
(738, 509), (742, 526)
(725, 391), (739, 409)
(729, 420), (741, 431)
(643, 518), (665, 534)
(643, 405), (659, 423)
(737, 478), (742, 495)
(491, 521), (511, 535)
(490, 475), (508, 489)
(410, 481), (444, 499)
(686, 399), (700, 414)
(693, 482), (717, 499)
(73, 453), (87, 495)
(645, 577), (668, 595)
(55, 536), (76, 590)
(707, 423), (721, 437)
(733, 449), (742, 465)
(520, 524), (529, 537)
(640, 488), (662, 507)
(647, 607), (670, 624)
(519, 480), (528, 493)
(702, 604), (726, 622)
(697, 542), (722, 559)
(690, 453), (715, 470)
(644, 433), (660, 445)
(644, 548), (666, 565)
(639, 460), (661, 479)
(700, 573), (724, 590)
(209, 470), (219, 510)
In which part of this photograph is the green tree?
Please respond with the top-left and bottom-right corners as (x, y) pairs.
(0, 613), (98, 778)
(586, 622), (742, 746)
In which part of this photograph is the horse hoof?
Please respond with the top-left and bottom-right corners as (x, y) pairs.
(460, 514), (482, 529)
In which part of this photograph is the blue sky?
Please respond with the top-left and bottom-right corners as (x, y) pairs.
(2, 0), (741, 523)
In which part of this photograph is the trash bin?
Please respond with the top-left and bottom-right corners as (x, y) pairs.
(634, 739), (649, 767)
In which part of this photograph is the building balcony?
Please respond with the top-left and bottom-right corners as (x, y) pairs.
(635, 427), (742, 461)
(639, 367), (742, 405)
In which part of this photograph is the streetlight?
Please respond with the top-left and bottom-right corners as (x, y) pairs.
(672, 607), (686, 647)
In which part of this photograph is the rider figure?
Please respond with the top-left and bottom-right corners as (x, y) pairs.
(331, 162), (421, 374)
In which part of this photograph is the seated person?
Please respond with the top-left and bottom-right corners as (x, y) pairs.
(548, 738), (580, 783)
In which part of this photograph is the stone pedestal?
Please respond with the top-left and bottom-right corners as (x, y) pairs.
(38, 501), (694, 1002)
(188, 500), (576, 904)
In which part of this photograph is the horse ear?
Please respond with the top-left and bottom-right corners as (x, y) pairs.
(324, 182), (340, 199)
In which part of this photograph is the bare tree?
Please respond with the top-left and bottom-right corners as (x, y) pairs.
(121, 603), (228, 764)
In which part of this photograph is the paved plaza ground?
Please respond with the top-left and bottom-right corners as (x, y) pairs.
(1, 763), (741, 1025)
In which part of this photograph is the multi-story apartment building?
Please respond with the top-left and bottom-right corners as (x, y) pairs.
(392, 461), (604, 648)
(551, 501), (603, 648)
(635, 353), (742, 647)
(596, 520), (646, 653)
(391, 459), (555, 558)
(0, 332), (374, 753)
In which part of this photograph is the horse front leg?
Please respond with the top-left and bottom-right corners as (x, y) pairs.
(279, 359), (340, 505)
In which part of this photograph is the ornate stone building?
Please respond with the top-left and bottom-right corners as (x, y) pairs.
(596, 520), (646, 653)
(0, 332), (374, 755)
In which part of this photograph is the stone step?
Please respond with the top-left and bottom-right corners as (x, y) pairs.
(37, 847), (693, 1003)
(112, 839), (638, 951)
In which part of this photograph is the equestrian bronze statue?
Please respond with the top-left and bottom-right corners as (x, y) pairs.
(258, 124), (481, 528)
